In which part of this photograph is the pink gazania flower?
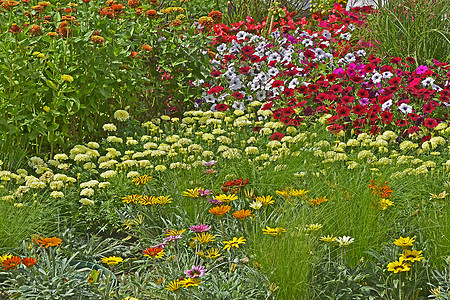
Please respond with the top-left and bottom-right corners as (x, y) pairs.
(189, 224), (211, 233)
(163, 235), (183, 243)
(184, 265), (207, 278)
(199, 189), (212, 197)
(207, 197), (223, 205)
(204, 169), (217, 174)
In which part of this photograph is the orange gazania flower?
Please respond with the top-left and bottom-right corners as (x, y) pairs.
(142, 247), (164, 259)
(209, 205), (231, 216)
(232, 209), (251, 220)
(1, 256), (22, 270)
(21, 257), (37, 267)
(37, 236), (62, 248)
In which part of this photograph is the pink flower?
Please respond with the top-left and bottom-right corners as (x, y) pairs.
(190, 224), (211, 233)
(184, 265), (207, 278)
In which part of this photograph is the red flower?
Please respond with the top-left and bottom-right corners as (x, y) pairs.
(330, 84), (343, 94)
(388, 77), (402, 85)
(327, 124), (344, 133)
(396, 119), (409, 127)
(340, 95), (354, 105)
(408, 126), (420, 134)
(406, 56), (415, 64)
(353, 118), (366, 128)
(270, 132), (284, 141)
(357, 89), (369, 98)
(21, 257), (37, 267)
(370, 125), (380, 136)
(363, 64), (376, 73)
(232, 91), (244, 99)
(381, 111), (393, 124)
(253, 126), (262, 132)
(272, 80), (284, 88)
(424, 118), (438, 128)
(408, 113), (420, 121)
(352, 105), (367, 115)
(238, 66), (251, 74)
(336, 105), (351, 118)
(308, 84), (319, 93)
(207, 86), (224, 95)
(215, 103), (229, 111)
(422, 102), (436, 114)
(241, 45), (254, 56)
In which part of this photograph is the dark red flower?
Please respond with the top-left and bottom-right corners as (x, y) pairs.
(407, 126), (420, 134)
(272, 80), (284, 88)
(388, 77), (402, 86)
(363, 64), (376, 73)
(327, 124), (344, 133)
(241, 45), (254, 56)
(253, 126), (262, 132)
(308, 84), (319, 93)
(357, 89), (369, 98)
(353, 118), (366, 128)
(422, 102), (436, 114)
(270, 132), (284, 141)
(408, 113), (420, 121)
(424, 118), (438, 128)
(336, 105), (351, 118)
(238, 66), (251, 74)
(215, 103), (229, 111)
(370, 125), (380, 136)
(406, 56), (415, 64)
(330, 84), (343, 94)
(381, 111), (393, 124)
(396, 119), (409, 127)
(282, 88), (295, 97)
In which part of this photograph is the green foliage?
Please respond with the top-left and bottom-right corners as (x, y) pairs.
(0, 2), (212, 154)
(359, 0), (450, 66)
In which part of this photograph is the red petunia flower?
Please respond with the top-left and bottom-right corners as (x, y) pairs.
(381, 111), (393, 124)
(396, 119), (409, 127)
(424, 118), (438, 128)
(215, 103), (228, 111)
(270, 132), (284, 141)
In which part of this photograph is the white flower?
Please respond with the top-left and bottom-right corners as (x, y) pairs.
(249, 201), (263, 210)
(155, 165), (167, 172)
(114, 110), (130, 121)
(336, 236), (354, 247)
(80, 188), (94, 197)
(398, 103), (413, 114)
(100, 170), (117, 179)
(103, 124), (117, 131)
(80, 198), (94, 206)
(50, 191), (64, 198)
(98, 182), (110, 188)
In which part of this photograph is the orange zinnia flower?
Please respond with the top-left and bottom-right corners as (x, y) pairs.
(21, 257), (37, 267)
(37, 236), (62, 248)
(232, 209), (251, 220)
(1, 256), (22, 270)
(209, 205), (231, 216)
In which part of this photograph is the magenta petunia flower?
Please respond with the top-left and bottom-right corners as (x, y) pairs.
(184, 265), (207, 278)
(190, 224), (211, 233)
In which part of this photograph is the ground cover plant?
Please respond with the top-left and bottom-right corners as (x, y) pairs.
(0, 0), (450, 299)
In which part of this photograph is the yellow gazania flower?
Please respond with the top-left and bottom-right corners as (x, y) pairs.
(206, 248), (221, 259)
(183, 188), (201, 198)
(394, 236), (415, 249)
(262, 226), (286, 237)
(139, 195), (157, 205)
(132, 174), (151, 185)
(122, 194), (143, 204)
(275, 189), (290, 198)
(306, 223), (322, 231)
(0, 254), (13, 264)
(223, 237), (246, 251)
(387, 258), (411, 273)
(61, 74), (74, 82)
(196, 250), (206, 258)
(320, 235), (337, 243)
(155, 195), (172, 205)
(165, 229), (186, 236)
(101, 256), (123, 266)
(195, 233), (216, 244)
(214, 194), (238, 203)
(309, 196), (329, 206)
(290, 189), (309, 197)
(378, 198), (394, 210)
(255, 195), (274, 206)
(179, 278), (201, 288)
(400, 249), (424, 262)
(165, 279), (182, 292)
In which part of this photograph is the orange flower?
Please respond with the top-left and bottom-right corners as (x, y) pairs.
(209, 205), (231, 216)
(145, 9), (157, 17)
(21, 257), (37, 267)
(9, 23), (21, 34)
(37, 236), (62, 248)
(232, 209), (251, 220)
(127, 0), (140, 8)
(208, 10), (223, 23)
(1, 256), (22, 270)
(198, 16), (214, 31)
(141, 44), (152, 51)
(29, 25), (42, 37)
(142, 247), (164, 259)
(90, 35), (105, 44)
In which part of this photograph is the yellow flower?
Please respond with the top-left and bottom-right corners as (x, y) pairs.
(43, 106), (50, 112)
(262, 226), (286, 237)
(387, 258), (411, 273)
(165, 279), (182, 292)
(206, 248), (221, 259)
(165, 229), (186, 236)
(232, 209), (252, 220)
(0, 254), (13, 264)
(114, 109), (130, 121)
(101, 256), (123, 265)
(290, 189), (309, 197)
(209, 205), (231, 216)
(132, 174), (151, 185)
(122, 194), (143, 204)
(255, 195), (274, 206)
(155, 195), (172, 205)
(179, 278), (201, 288)
(195, 233), (216, 244)
(400, 249), (424, 262)
(223, 237), (246, 250)
(214, 194), (238, 203)
(378, 198), (394, 210)
(183, 188), (201, 198)
(61, 74), (74, 82)
(394, 236), (415, 249)
(306, 223), (322, 231)
(320, 235), (337, 243)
